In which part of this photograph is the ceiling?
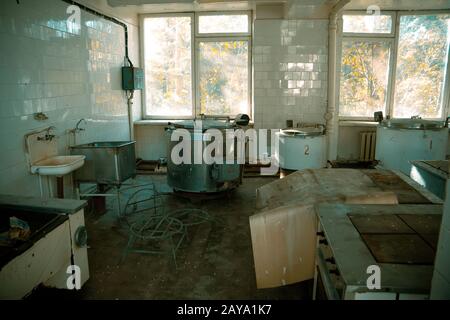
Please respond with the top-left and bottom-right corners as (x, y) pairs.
(96, 0), (449, 18)
(106, 0), (284, 6)
(345, 0), (450, 10)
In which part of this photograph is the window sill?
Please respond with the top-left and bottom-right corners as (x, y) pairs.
(134, 120), (180, 126)
(134, 119), (255, 127)
(339, 120), (379, 127)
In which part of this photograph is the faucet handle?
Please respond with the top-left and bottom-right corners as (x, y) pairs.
(37, 133), (57, 141)
(74, 118), (87, 132)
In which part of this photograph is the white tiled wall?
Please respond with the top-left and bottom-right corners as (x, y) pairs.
(134, 18), (330, 161)
(253, 19), (328, 130)
(286, 0), (334, 20)
(0, 0), (138, 197)
(135, 125), (168, 161)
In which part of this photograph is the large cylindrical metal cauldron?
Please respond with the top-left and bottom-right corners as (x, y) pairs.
(166, 119), (244, 193)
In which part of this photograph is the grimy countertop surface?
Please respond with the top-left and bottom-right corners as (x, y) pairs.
(0, 194), (87, 214)
(411, 160), (449, 178)
(316, 203), (443, 294)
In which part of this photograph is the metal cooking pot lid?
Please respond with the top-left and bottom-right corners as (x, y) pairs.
(280, 126), (324, 137)
(167, 119), (236, 130)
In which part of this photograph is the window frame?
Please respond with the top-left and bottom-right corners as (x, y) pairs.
(391, 10), (450, 120)
(195, 36), (252, 118)
(139, 12), (196, 120)
(195, 11), (252, 37)
(342, 11), (396, 37)
(140, 11), (252, 120)
(338, 36), (395, 120)
(338, 10), (450, 121)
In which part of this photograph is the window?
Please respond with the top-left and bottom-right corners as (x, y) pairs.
(143, 16), (193, 117)
(343, 14), (393, 34)
(339, 12), (450, 120)
(393, 14), (450, 118)
(198, 14), (249, 34)
(339, 39), (391, 117)
(198, 40), (249, 115)
(141, 12), (251, 119)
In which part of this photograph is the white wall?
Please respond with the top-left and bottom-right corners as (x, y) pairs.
(77, 0), (141, 122)
(135, 124), (167, 161)
(135, 16), (330, 161)
(337, 125), (377, 161)
(253, 19), (328, 130)
(0, 0), (139, 196)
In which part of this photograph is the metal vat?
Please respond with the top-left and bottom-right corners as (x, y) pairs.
(410, 160), (447, 200)
(375, 119), (448, 175)
(70, 141), (136, 184)
(165, 120), (243, 193)
(379, 119), (446, 130)
(275, 124), (326, 170)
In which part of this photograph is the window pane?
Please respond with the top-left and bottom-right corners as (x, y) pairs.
(199, 41), (249, 115)
(393, 14), (450, 119)
(199, 14), (249, 34)
(339, 40), (391, 117)
(143, 16), (192, 117)
(343, 15), (393, 33)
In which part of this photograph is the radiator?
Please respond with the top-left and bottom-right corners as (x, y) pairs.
(359, 132), (376, 162)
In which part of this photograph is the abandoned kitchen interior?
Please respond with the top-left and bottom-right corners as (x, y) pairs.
(0, 0), (450, 301)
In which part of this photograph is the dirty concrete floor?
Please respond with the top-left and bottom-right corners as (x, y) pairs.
(32, 175), (312, 300)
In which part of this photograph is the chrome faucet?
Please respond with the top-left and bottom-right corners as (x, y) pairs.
(75, 118), (87, 132)
(37, 126), (56, 141)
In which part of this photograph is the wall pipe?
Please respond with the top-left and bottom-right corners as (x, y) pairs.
(127, 90), (135, 141)
(326, 0), (350, 163)
(60, 0), (133, 67)
(60, 0), (135, 140)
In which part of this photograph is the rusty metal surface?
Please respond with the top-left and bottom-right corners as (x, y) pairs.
(398, 214), (442, 234)
(361, 234), (436, 265)
(398, 214), (442, 249)
(362, 169), (432, 204)
(317, 204), (441, 292)
(350, 212), (441, 265)
(349, 214), (414, 234)
(421, 234), (440, 250)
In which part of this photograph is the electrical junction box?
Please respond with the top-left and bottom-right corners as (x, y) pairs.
(122, 66), (144, 90)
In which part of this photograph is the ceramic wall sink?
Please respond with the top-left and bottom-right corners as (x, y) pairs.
(30, 155), (85, 176)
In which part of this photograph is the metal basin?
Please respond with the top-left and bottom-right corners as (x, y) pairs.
(70, 141), (136, 185)
(79, 141), (133, 148)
